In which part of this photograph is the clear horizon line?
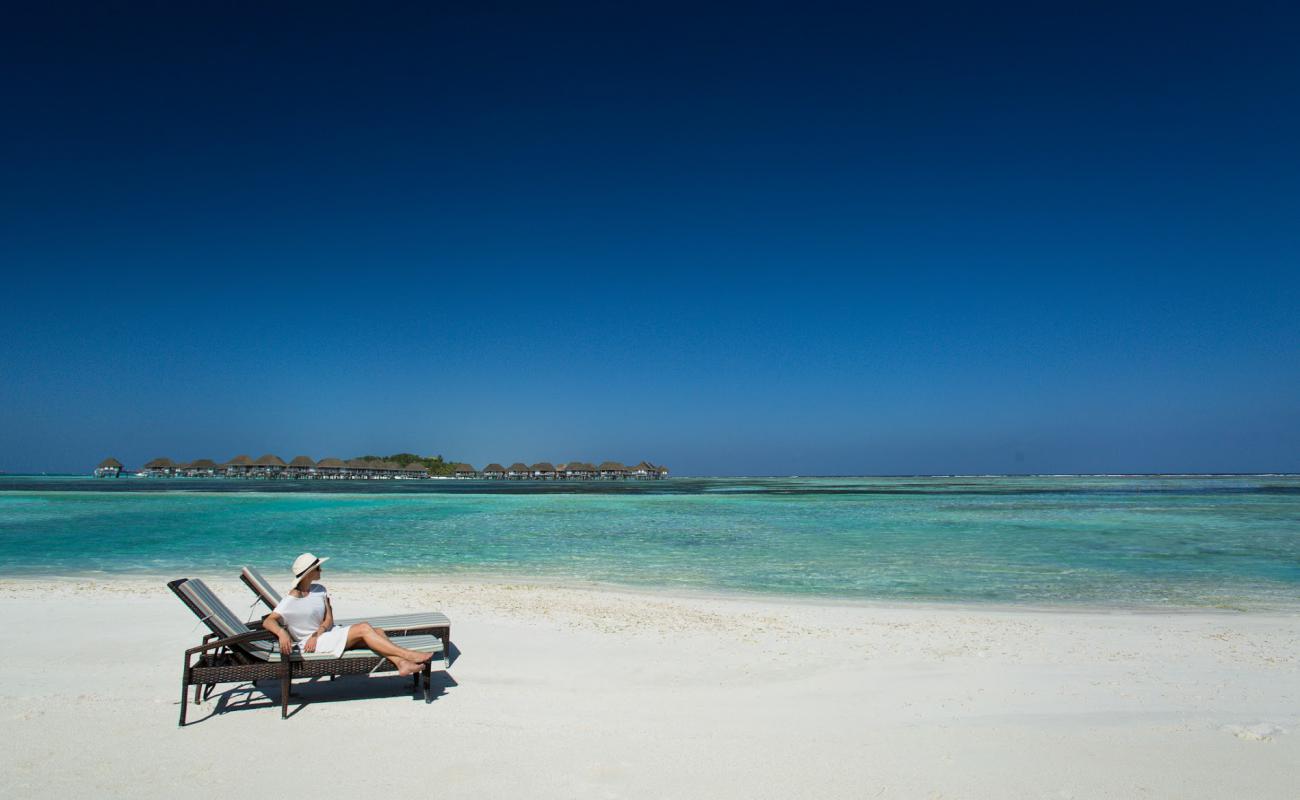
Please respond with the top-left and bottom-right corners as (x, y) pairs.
(3, 471), (1298, 479)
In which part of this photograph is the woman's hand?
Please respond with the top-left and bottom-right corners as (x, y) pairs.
(304, 635), (318, 653)
(262, 613), (293, 656)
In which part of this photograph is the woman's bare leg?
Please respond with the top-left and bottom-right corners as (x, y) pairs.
(344, 622), (432, 674)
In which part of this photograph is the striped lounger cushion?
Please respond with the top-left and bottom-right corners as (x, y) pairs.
(179, 578), (277, 658)
(263, 634), (444, 662)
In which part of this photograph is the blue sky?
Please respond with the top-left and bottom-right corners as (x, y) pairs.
(2, 3), (1298, 475)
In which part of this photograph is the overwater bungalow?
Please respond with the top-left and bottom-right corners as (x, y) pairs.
(224, 455), (253, 477)
(315, 457), (345, 478)
(252, 454), (287, 478)
(94, 457), (124, 478)
(287, 456), (316, 478)
(185, 458), (219, 477)
(402, 462), (429, 478)
(141, 457), (175, 477)
(531, 462), (557, 480)
(562, 461), (595, 480)
(481, 463), (506, 479)
(453, 463), (479, 479)
(345, 458), (371, 478)
(597, 461), (628, 479)
(507, 462), (530, 479)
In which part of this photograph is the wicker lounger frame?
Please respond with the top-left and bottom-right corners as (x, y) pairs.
(169, 579), (442, 726)
(239, 567), (452, 654)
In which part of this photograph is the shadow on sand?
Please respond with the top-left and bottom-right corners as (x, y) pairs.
(182, 642), (460, 725)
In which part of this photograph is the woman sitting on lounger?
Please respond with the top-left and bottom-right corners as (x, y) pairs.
(261, 552), (433, 676)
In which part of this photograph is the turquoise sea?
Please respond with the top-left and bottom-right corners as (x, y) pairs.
(1, 475), (1297, 609)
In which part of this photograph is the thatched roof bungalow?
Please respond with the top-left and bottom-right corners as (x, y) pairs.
(402, 462), (429, 478)
(94, 457), (123, 478)
(531, 462), (556, 479)
(223, 455), (253, 476)
(181, 458), (219, 476)
(315, 457), (345, 477)
(251, 454), (286, 478)
(598, 461), (628, 479)
(507, 462), (530, 479)
(453, 463), (478, 478)
(142, 457), (174, 476)
(562, 461), (595, 479)
(375, 461), (402, 477)
(481, 463), (506, 479)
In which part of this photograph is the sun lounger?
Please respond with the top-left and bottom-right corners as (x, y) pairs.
(239, 566), (451, 652)
(170, 578), (445, 725)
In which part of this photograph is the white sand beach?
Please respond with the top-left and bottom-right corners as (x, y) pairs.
(1, 577), (1297, 799)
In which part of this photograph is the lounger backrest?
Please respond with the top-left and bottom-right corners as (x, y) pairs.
(241, 566), (281, 607)
(174, 578), (273, 658)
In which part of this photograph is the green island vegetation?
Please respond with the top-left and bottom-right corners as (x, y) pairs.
(359, 453), (455, 476)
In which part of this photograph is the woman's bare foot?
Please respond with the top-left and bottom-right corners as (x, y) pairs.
(394, 658), (420, 676)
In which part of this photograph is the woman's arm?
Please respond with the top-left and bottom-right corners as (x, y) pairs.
(261, 612), (293, 655)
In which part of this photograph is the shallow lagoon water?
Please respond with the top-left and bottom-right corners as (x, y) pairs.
(0, 475), (1297, 608)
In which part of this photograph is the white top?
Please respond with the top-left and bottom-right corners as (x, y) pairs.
(272, 584), (332, 644)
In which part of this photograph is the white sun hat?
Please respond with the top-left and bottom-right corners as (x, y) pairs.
(291, 552), (329, 588)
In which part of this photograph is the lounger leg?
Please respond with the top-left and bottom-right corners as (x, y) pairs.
(179, 656), (190, 727)
(281, 673), (290, 719)
(423, 662), (431, 702)
(194, 681), (203, 705)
